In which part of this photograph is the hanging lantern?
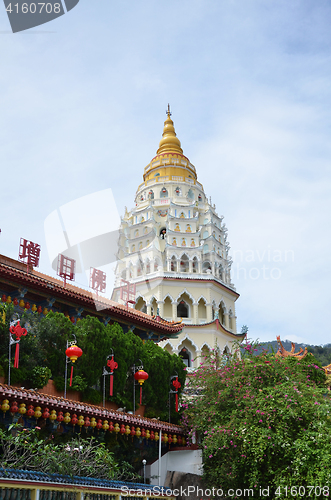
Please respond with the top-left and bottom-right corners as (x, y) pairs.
(107, 354), (118, 396)
(34, 407), (42, 419)
(1, 399), (9, 416)
(1, 294), (6, 302)
(27, 405), (34, 418)
(63, 412), (71, 424)
(55, 411), (63, 423)
(49, 410), (57, 422)
(173, 435), (177, 445)
(90, 418), (97, 431)
(114, 423), (120, 435)
(96, 419), (103, 431)
(84, 416), (90, 429)
(162, 187), (166, 193)
(9, 320), (28, 369)
(13, 298), (18, 306)
(134, 369), (149, 405)
(25, 302), (30, 310)
(198, 194), (202, 201)
(37, 306), (42, 314)
(130, 426), (136, 440)
(19, 403), (26, 415)
(125, 425), (131, 437)
(71, 413), (78, 428)
(168, 434), (172, 445)
(154, 432), (159, 442)
(31, 304), (37, 312)
(19, 299), (24, 308)
(43, 308), (48, 315)
(147, 429), (151, 440)
(65, 344), (83, 387)
(102, 419), (109, 431)
(175, 188), (180, 194)
(141, 428), (146, 438)
(172, 376), (181, 413)
(120, 424), (126, 435)
(136, 427), (141, 438)
(77, 416), (85, 431)
(10, 401), (19, 414)
(109, 421), (114, 432)
(42, 407), (50, 420)
(6, 296), (12, 304)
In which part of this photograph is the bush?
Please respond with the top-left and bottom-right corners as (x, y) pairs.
(82, 387), (102, 405)
(183, 341), (331, 493)
(27, 366), (52, 389)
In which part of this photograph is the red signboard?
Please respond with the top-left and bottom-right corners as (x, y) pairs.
(90, 267), (106, 293)
(19, 238), (41, 268)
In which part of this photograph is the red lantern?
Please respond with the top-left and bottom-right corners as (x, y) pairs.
(13, 298), (18, 306)
(84, 417), (90, 428)
(27, 405), (34, 418)
(107, 355), (118, 396)
(1, 294), (6, 302)
(162, 187), (166, 193)
(142, 428), (146, 438)
(65, 344), (83, 387)
(134, 369), (149, 405)
(96, 419), (103, 431)
(109, 421), (114, 432)
(37, 305), (42, 314)
(57, 411), (64, 423)
(120, 424), (126, 435)
(25, 302), (30, 310)
(42, 408), (50, 420)
(131, 426), (136, 438)
(71, 413), (78, 428)
(172, 376), (181, 412)
(168, 434), (173, 445)
(150, 431), (154, 440)
(10, 401), (18, 414)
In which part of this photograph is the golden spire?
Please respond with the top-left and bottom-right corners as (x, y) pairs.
(156, 104), (183, 155)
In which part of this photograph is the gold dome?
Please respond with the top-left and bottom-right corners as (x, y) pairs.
(156, 105), (183, 155)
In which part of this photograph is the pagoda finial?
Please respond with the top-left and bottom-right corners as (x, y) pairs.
(157, 106), (183, 155)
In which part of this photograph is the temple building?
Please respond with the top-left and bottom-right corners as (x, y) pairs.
(112, 107), (244, 367)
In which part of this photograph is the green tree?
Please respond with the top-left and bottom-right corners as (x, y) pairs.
(182, 342), (331, 496)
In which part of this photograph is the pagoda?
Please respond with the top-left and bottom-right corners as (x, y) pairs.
(112, 107), (244, 367)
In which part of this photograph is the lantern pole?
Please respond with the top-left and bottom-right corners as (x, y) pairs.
(158, 429), (162, 486)
(132, 359), (143, 415)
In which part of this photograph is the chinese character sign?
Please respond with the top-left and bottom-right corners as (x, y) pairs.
(19, 238), (41, 267)
(120, 280), (136, 306)
(90, 267), (106, 293)
(57, 254), (75, 283)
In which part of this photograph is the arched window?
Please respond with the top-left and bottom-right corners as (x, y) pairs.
(163, 296), (172, 318)
(229, 311), (234, 330)
(134, 229), (139, 237)
(192, 257), (198, 273)
(144, 226), (148, 235)
(180, 254), (189, 272)
(171, 256), (177, 271)
(154, 259), (160, 272)
(175, 186), (181, 196)
(148, 190), (154, 199)
(198, 298), (207, 319)
(202, 261), (211, 273)
(135, 297), (147, 313)
(177, 300), (189, 318)
(187, 188), (194, 199)
(218, 303), (225, 324)
(146, 260), (150, 274)
(179, 347), (191, 367)
(160, 187), (168, 198)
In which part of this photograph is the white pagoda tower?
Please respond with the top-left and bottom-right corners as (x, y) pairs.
(112, 107), (244, 368)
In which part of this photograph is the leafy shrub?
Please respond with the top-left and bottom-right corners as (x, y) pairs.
(82, 387), (102, 405)
(27, 366), (52, 389)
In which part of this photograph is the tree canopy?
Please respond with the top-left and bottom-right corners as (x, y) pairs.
(182, 342), (331, 495)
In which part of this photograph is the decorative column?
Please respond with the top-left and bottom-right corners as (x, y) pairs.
(167, 258), (171, 272)
(147, 304), (152, 316)
(172, 301), (178, 320)
(192, 302), (198, 324)
(157, 300), (164, 318)
(206, 303), (213, 323)
(189, 259), (193, 274)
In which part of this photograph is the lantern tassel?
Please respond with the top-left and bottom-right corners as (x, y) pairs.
(69, 365), (73, 387)
(14, 343), (19, 369)
(140, 385), (142, 405)
(110, 374), (113, 396)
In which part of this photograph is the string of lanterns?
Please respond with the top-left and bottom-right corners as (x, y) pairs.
(0, 399), (185, 444)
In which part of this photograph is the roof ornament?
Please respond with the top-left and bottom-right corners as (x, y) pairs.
(167, 103), (172, 117)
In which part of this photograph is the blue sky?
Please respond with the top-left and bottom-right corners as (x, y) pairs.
(1, 0), (330, 345)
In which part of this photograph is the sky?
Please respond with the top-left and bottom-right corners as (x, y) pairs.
(0, 0), (330, 345)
